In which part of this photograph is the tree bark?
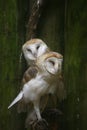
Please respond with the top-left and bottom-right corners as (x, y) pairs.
(0, 0), (27, 130)
(64, 0), (87, 130)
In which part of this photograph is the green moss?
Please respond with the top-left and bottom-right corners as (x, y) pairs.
(64, 0), (87, 130)
(0, 0), (26, 130)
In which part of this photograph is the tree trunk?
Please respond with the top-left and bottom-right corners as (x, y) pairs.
(64, 0), (87, 130)
(0, 0), (28, 130)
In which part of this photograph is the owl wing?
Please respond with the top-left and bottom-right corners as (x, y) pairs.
(17, 66), (38, 113)
(57, 75), (66, 101)
(40, 75), (66, 110)
(22, 66), (38, 85)
(49, 75), (66, 107)
(56, 75), (66, 101)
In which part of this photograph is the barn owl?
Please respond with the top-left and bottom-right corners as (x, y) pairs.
(22, 38), (50, 65)
(8, 51), (64, 125)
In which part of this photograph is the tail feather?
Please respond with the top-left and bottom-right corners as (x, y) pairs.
(8, 91), (23, 109)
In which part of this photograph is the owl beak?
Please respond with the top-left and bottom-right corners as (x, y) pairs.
(33, 53), (37, 58)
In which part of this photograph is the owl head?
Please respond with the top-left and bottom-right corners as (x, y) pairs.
(22, 39), (49, 65)
(36, 52), (63, 75)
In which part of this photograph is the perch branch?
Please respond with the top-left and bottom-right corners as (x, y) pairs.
(26, 0), (44, 40)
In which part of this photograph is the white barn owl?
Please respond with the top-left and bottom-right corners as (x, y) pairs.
(22, 38), (50, 65)
(8, 52), (64, 124)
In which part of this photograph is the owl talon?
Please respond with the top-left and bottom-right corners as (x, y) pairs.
(25, 119), (38, 128)
(32, 119), (49, 130)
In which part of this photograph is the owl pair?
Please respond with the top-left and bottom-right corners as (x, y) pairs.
(8, 38), (65, 127)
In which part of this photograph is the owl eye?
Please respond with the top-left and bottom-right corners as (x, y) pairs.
(27, 48), (32, 53)
(49, 60), (55, 66)
(36, 45), (40, 50)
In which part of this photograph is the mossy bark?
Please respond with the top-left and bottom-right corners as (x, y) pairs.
(0, 0), (27, 130)
(64, 0), (87, 130)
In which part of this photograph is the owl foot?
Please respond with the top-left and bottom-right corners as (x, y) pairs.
(32, 119), (49, 130)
